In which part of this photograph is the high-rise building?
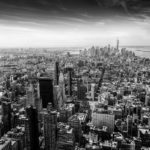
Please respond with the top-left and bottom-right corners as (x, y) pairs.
(26, 106), (39, 150)
(34, 82), (42, 112)
(2, 101), (11, 133)
(68, 114), (82, 143)
(127, 115), (133, 136)
(39, 77), (54, 108)
(145, 93), (150, 106)
(24, 118), (30, 149)
(26, 83), (35, 107)
(77, 82), (87, 101)
(59, 72), (66, 106)
(91, 83), (96, 101)
(54, 61), (59, 85)
(92, 112), (115, 133)
(44, 109), (57, 150)
(68, 71), (72, 96)
(117, 39), (119, 50)
(53, 85), (63, 110)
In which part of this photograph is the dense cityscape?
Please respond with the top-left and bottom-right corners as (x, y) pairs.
(0, 40), (150, 150)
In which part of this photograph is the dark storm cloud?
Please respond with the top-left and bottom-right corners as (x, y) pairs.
(0, 0), (150, 47)
(0, 0), (150, 19)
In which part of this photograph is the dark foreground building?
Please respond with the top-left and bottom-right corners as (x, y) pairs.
(26, 106), (39, 150)
(39, 78), (54, 108)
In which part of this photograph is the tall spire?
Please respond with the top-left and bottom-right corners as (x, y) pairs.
(117, 38), (119, 50)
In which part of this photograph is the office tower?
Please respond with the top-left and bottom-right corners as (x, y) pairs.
(39, 77), (54, 108)
(34, 82), (42, 112)
(0, 122), (4, 138)
(77, 82), (87, 101)
(145, 93), (150, 106)
(53, 85), (64, 110)
(53, 85), (59, 109)
(88, 46), (96, 57)
(68, 71), (72, 96)
(24, 118), (30, 149)
(91, 83), (96, 101)
(2, 101), (11, 133)
(68, 114), (82, 143)
(82, 75), (89, 91)
(26, 106), (39, 150)
(5, 77), (10, 90)
(127, 115), (133, 136)
(92, 112), (115, 133)
(59, 72), (66, 106)
(37, 82), (40, 98)
(117, 39), (119, 50)
(34, 97), (42, 113)
(44, 110), (57, 150)
(26, 83), (35, 107)
(54, 61), (59, 85)
(135, 106), (141, 120)
(59, 109), (67, 123)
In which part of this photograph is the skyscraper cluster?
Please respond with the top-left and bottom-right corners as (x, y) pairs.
(0, 45), (150, 150)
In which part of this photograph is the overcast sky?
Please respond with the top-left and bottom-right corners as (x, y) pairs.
(0, 0), (150, 48)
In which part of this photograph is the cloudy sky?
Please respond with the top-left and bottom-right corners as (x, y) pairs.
(0, 0), (150, 48)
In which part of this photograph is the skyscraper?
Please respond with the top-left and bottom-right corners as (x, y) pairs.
(39, 77), (54, 108)
(44, 109), (57, 150)
(59, 72), (66, 106)
(26, 106), (39, 150)
(68, 71), (72, 96)
(117, 39), (119, 50)
(2, 101), (11, 134)
(77, 81), (87, 101)
(54, 61), (59, 85)
(91, 83), (96, 101)
(53, 85), (61, 110)
(26, 83), (35, 107)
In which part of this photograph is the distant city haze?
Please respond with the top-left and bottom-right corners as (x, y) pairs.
(0, 21), (150, 48)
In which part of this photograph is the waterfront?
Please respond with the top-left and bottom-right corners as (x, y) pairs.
(121, 46), (150, 58)
(67, 46), (150, 58)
